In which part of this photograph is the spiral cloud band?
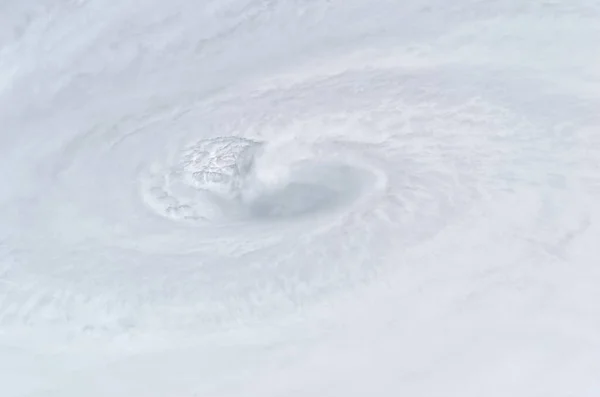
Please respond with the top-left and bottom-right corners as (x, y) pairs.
(1, 1), (599, 396)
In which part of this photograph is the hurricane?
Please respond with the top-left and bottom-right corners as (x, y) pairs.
(1, 1), (599, 396)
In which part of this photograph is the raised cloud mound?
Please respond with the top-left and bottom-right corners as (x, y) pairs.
(180, 136), (260, 199)
(142, 136), (262, 223)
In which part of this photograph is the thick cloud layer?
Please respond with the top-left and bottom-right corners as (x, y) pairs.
(1, 1), (599, 396)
